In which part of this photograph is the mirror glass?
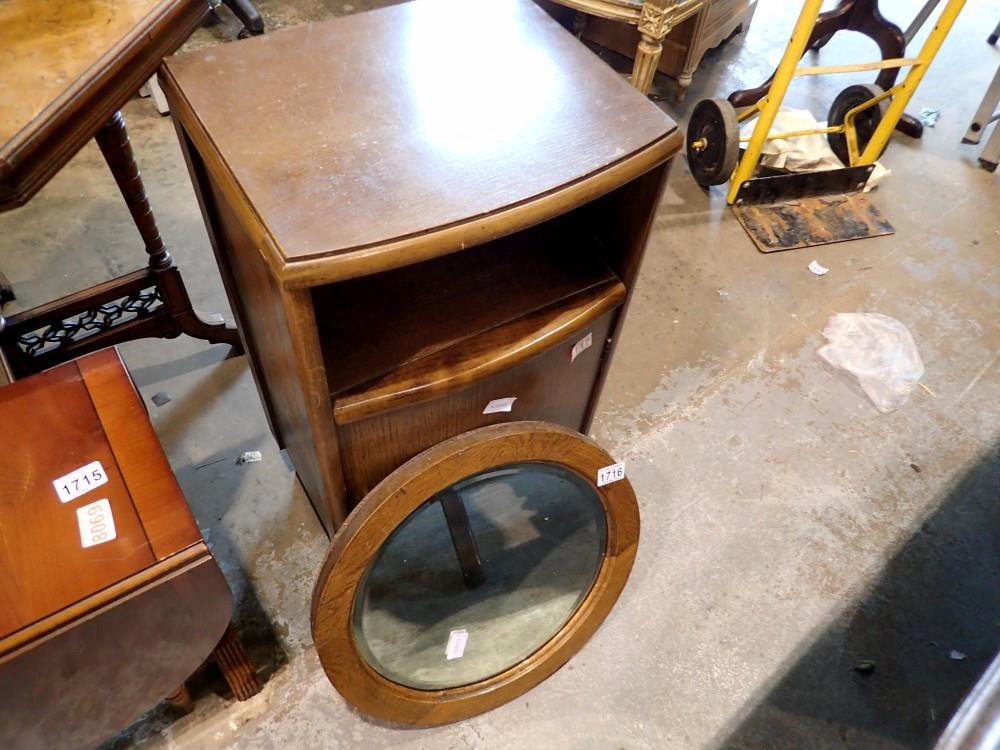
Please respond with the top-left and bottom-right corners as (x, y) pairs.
(352, 461), (607, 690)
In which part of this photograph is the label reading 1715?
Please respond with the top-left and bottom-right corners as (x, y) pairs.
(53, 461), (108, 503)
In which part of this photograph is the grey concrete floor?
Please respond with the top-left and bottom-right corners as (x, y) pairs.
(1, 0), (998, 748)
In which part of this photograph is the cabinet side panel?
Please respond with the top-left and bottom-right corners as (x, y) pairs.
(581, 160), (673, 431)
(194, 165), (344, 533)
(171, 124), (281, 447)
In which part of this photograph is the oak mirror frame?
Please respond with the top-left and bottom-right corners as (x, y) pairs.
(310, 421), (640, 725)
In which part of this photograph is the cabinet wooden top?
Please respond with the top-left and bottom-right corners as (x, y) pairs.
(0, 348), (201, 641)
(161, 0), (680, 287)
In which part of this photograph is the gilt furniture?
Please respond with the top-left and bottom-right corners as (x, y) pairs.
(162, 0), (680, 724)
(543, 0), (702, 95)
(0, 0), (239, 378)
(559, 0), (757, 100)
(0, 348), (259, 750)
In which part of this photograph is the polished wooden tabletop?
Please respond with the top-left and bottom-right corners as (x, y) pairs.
(0, 0), (163, 146)
(0, 0), (205, 208)
(0, 349), (201, 640)
(162, 0), (678, 268)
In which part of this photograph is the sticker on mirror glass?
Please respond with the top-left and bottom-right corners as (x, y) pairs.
(53, 461), (108, 503)
(483, 397), (516, 415)
(597, 461), (626, 487)
(571, 332), (593, 362)
(76, 498), (117, 549)
(446, 629), (469, 660)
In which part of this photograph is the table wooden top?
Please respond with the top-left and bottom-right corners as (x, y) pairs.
(0, 348), (201, 641)
(0, 0), (206, 209)
(161, 0), (679, 282)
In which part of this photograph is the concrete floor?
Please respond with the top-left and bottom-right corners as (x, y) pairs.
(1, 0), (998, 747)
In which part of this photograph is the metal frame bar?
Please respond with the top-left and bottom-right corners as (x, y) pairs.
(963, 63), (1000, 146)
(794, 57), (919, 76)
(860, 0), (966, 162)
(724, 0), (967, 205)
(726, 0), (825, 204)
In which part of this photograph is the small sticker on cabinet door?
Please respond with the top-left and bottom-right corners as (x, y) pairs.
(571, 332), (593, 362)
(53, 460), (108, 503)
(446, 629), (469, 660)
(76, 498), (117, 549)
(597, 462), (626, 487)
(483, 397), (516, 415)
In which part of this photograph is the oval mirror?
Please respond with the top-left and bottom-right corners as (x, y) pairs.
(312, 422), (638, 725)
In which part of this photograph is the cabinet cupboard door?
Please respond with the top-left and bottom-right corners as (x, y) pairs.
(311, 422), (639, 725)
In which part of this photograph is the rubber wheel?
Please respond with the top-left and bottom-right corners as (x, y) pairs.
(827, 84), (889, 167)
(687, 97), (740, 187)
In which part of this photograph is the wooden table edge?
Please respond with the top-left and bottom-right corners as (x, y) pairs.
(0, 0), (207, 208)
(0, 542), (216, 660)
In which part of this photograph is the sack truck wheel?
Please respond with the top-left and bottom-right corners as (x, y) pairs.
(687, 97), (740, 187)
(827, 83), (889, 167)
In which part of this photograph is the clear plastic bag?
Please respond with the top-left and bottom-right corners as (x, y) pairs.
(818, 313), (925, 413)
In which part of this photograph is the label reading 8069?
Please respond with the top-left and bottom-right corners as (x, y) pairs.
(76, 498), (117, 549)
(53, 461), (108, 503)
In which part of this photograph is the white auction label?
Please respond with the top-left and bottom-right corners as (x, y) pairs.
(446, 629), (469, 660)
(53, 460), (108, 503)
(808, 260), (830, 276)
(597, 461), (626, 487)
(483, 397), (516, 415)
(76, 498), (117, 549)
(571, 332), (593, 362)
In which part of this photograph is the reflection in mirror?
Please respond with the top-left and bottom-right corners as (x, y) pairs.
(353, 462), (607, 690)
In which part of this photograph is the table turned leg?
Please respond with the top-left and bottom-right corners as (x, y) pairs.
(631, 2), (674, 95)
(95, 111), (241, 348)
(0, 112), (242, 377)
(212, 624), (262, 701)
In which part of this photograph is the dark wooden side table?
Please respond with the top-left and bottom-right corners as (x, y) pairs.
(0, 0), (240, 378)
(0, 348), (260, 750)
(163, 0), (680, 724)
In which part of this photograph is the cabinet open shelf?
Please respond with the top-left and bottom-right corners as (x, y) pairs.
(313, 218), (624, 412)
(334, 277), (624, 424)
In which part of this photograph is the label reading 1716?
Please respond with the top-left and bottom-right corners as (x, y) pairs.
(53, 461), (108, 503)
(597, 461), (626, 487)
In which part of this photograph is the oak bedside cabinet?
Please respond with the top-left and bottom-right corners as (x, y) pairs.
(162, 0), (681, 724)
(0, 349), (259, 750)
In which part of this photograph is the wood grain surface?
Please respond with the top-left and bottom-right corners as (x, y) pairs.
(0, 551), (232, 750)
(315, 221), (617, 398)
(0, 349), (200, 639)
(163, 0), (679, 537)
(0, 360), (155, 638)
(0, 0), (162, 144)
(0, 349), (235, 750)
(0, 0), (206, 208)
(311, 422), (640, 725)
(337, 301), (621, 501)
(160, 0), (677, 267)
(334, 279), (624, 425)
(79, 348), (202, 558)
